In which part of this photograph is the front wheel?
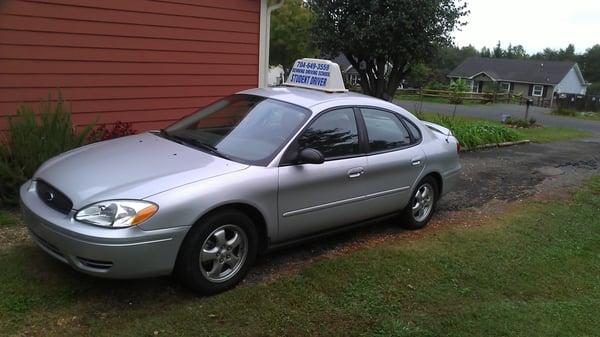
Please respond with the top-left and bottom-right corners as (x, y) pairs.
(401, 177), (439, 230)
(175, 209), (258, 295)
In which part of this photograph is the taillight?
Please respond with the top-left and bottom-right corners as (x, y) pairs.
(456, 142), (461, 153)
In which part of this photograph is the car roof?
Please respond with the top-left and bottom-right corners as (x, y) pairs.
(239, 86), (381, 109)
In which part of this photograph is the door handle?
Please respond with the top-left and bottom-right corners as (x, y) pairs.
(411, 159), (422, 166)
(347, 167), (365, 178)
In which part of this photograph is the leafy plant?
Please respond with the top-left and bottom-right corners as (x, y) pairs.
(0, 93), (93, 206)
(553, 107), (578, 116)
(423, 114), (521, 149)
(89, 121), (136, 142)
(448, 79), (471, 105)
(425, 82), (448, 91)
(504, 117), (538, 128)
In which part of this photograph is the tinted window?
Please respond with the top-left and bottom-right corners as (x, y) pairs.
(361, 108), (411, 152)
(298, 108), (359, 159)
(404, 118), (422, 142)
(165, 95), (310, 165)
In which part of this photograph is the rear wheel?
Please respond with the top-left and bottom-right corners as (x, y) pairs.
(401, 176), (439, 230)
(176, 209), (258, 295)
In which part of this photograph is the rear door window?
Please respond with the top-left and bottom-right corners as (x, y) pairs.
(360, 108), (412, 152)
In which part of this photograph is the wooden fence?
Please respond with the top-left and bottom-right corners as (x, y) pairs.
(555, 94), (600, 112)
(396, 88), (525, 105)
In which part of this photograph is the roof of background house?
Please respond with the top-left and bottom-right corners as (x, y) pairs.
(331, 54), (360, 74)
(448, 57), (577, 85)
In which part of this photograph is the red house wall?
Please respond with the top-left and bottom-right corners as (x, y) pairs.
(0, 0), (260, 132)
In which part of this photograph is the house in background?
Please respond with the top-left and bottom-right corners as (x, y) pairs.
(0, 0), (277, 132)
(448, 57), (588, 106)
(331, 54), (361, 86)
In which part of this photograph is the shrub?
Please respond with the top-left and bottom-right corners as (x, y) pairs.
(89, 121), (136, 142)
(553, 107), (577, 116)
(505, 117), (538, 128)
(0, 93), (93, 206)
(423, 114), (521, 149)
(425, 82), (448, 91)
(448, 79), (471, 105)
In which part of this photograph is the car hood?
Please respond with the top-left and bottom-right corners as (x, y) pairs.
(34, 132), (249, 209)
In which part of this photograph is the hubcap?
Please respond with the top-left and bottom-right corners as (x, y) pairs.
(199, 224), (248, 283)
(412, 183), (434, 222)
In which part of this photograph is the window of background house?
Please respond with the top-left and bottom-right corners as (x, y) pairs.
(532, 85), (544, 97)
(501, 82), (511, 92)
(297, 108), (359, 159)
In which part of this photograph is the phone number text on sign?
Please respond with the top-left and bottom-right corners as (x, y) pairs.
(289, 61), (331, 87)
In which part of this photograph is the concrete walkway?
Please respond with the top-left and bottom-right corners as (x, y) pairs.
(395, 100), (600, 134)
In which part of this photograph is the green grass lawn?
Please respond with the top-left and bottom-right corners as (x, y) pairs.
(1, 176), (600, 336)
(395, 94), (457, 105)
(515, 127), (593, 143)
(395, 94), (520, 106)
(417, 112), (592, 148)
(552, 109), (600, 122)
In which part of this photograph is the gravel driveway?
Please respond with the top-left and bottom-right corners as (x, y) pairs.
(248, 136), (600, 283)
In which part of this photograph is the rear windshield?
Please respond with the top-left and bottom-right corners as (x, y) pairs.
(164, 94), (310, 166)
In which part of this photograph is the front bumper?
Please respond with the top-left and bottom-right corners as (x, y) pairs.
(20, 182), (190, 279)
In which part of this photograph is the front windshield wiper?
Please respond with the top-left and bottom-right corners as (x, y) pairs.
(158, 130), (231, 161)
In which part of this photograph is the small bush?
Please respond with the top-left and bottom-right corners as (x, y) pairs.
(553, 107), (577, 116)
(0, 93), (93, 206)
(448, 79), (471, 105)
(423, 114), (521, 149)
(505, 117), (538, 128)
(89, 121), (136, 142)
(425, 82), (448, 91)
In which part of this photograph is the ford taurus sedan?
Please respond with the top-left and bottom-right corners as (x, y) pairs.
(20, 87), (461, 294)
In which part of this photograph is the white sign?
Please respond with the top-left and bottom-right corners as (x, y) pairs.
(285, 58), (347, 93)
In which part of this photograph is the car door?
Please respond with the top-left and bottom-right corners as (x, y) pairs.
(277, 107), (370, 242)
(358, 107), (426, 214)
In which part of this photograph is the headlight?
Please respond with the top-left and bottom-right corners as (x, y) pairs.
(75, 200), (158, 228)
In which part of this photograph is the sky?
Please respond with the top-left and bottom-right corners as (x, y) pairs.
(452, 0), (600, 54)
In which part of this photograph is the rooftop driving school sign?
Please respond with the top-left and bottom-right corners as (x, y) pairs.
(285, 58), (347, 93)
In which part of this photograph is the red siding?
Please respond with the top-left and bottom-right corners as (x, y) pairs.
(0, 0), (260, 131)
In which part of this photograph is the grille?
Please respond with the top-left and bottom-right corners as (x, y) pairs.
(36, 180), (73, 214)
(29, 230), (65, 258)
(76, 257), (113, 270)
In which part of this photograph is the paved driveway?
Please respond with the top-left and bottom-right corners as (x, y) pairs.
(395, 100), (600, 134)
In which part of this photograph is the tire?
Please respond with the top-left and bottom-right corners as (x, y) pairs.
(175, 209), (258, 295)
(401, 176), (439, 230)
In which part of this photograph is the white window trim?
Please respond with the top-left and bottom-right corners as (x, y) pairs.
(501, 82), (511, 92)
(466, 79), (476, 92)
(532, 84), (544, 97)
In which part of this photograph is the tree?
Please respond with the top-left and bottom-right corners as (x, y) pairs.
(309, 0), (468, 100)
(510, 45), (528, 59)
(480, 46), (492, 58)
(493, 41), (503, 58)
(427, 44), (478, 83)
(406, 63), (432, 88)
(581, 44), (600, 84)
(270, 0), (318, 71)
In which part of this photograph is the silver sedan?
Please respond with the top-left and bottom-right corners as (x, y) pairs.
(20, 87), (461, 294)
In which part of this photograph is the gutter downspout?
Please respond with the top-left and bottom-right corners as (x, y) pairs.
(258, 0), (285, 88)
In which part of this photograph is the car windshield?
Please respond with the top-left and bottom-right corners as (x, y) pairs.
(163, 94), (310, 165)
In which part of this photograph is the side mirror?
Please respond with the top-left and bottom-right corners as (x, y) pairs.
(297, 148), (324, 165)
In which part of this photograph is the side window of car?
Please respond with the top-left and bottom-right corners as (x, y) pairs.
(361, 108), (412, 152)
(403, 118), (422, 143)
(297, 108), (360, 159)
